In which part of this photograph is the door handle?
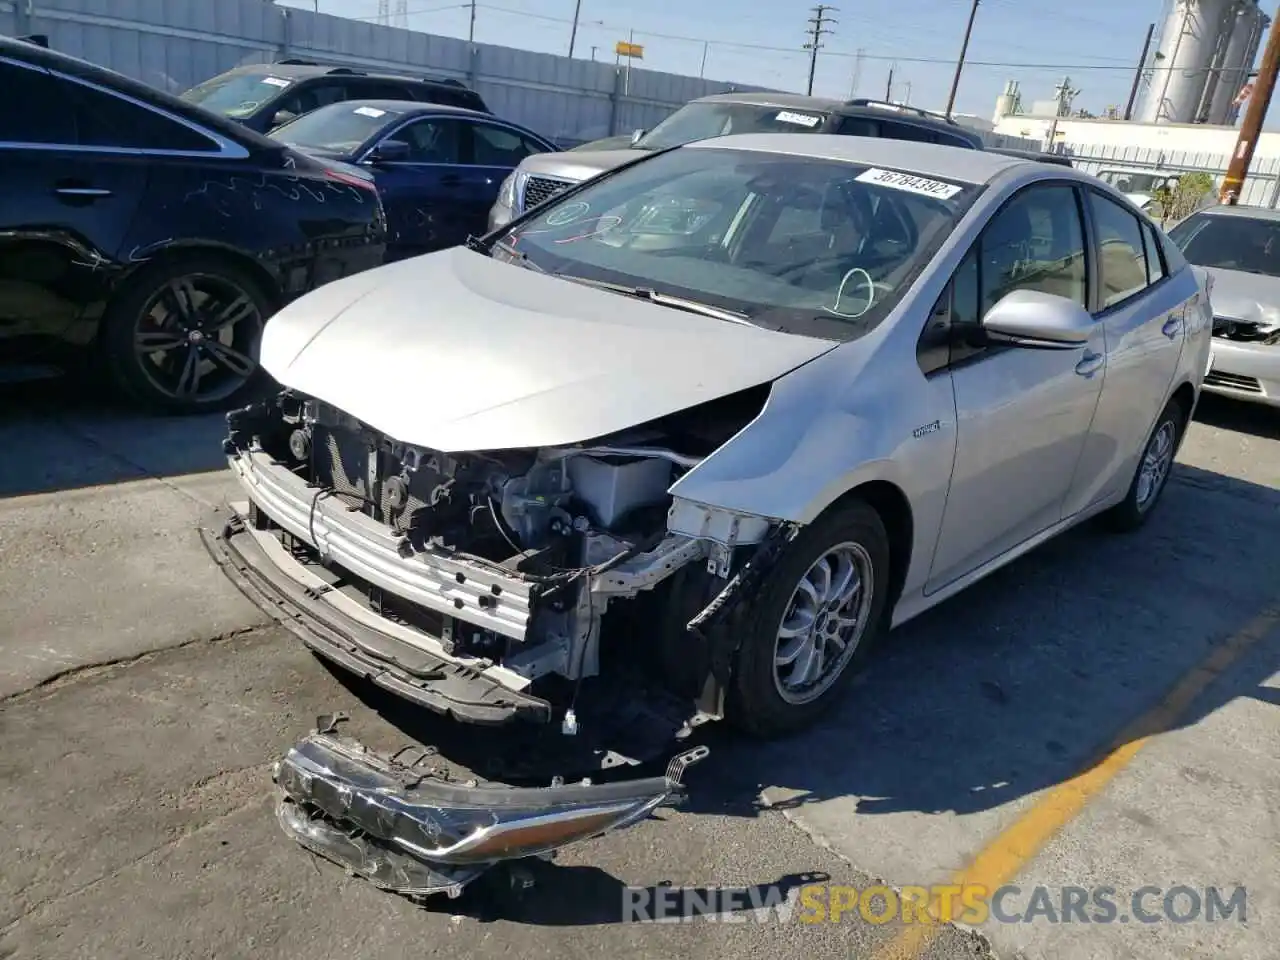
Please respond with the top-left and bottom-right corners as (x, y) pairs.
(1075, 350), (1104, 378)
(1161, 316), (1181, 339)
(54, 186), (112, 198)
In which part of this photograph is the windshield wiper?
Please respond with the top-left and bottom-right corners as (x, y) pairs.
(489, 238), (546, 273)
(556, 275), (752, 325)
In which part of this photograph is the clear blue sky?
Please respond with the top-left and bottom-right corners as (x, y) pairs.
(288, 0), (1237, 122)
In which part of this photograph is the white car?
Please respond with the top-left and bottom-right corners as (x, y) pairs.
(208, 134), (1211, 895)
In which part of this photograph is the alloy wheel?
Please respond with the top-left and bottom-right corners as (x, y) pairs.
(1135, 419), (1176, 512)
(773, 541), (875, 705)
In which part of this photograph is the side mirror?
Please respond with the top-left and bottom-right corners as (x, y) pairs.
(270, 109), (298, 129)
(366, 139), (411, 164)
(981, 288), (1094, 349)
(630, 128), (646, 146)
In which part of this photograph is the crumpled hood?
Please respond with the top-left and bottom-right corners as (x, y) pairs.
(1202, 266), (1280, 332)
(516, 147), (645, 185)
(259, 247), (838, 451)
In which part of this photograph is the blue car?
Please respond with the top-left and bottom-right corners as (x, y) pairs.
(269, 100), (557, 260)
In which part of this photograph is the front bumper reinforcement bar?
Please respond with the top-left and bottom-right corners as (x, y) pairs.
(274, 731), (709, 898)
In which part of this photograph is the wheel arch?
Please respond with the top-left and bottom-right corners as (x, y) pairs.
(112, 241), (285, 314)
(814, 479), (914, 614)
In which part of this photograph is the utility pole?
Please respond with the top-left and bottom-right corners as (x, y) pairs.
(1045, 75), (1074, 152)
(885, 63), (894, 100)
(1124, 22), (1156, 121)
(700, 41), (709, 78)
(847, 47), (864, 99)
(944, 0), (980, 118)
(468, 0), (476, 42)
(568, 0), (582, 57)
(1222, 5), (1280, 204)
(804, 5), (837, 97)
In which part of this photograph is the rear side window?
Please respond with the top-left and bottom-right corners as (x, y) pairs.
(357, 80), (415, 100)
(67, 82), (220, 152)
(1088, 191), (1150, 309)
(0, 62), (76, 143)
(1141, 221), (1167, 285)
(472, 123), (544, 166)
(878, 121), (938, 144)
(837, 117), (882, 138)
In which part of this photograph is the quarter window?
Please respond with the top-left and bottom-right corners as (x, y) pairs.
(980, 184), (1087, 315)
(0, 62), (76, 143)
(67, 82), (219, 152)
(1141, 221), (1167, 285)
(1088, 191), (1149, 309)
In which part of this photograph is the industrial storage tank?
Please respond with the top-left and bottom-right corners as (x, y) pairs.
(1137, 0), (1239, 123)
(1206, 1), (1267, 124)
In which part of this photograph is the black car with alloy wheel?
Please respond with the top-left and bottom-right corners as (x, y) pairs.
(0, 36), (387, 412)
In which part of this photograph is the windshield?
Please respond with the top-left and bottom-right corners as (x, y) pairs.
(1098, 171), (1169, 194)
(180, 70), (293, 118)
(1168, 213), (1280, 276)
(635, 102), (831, 151)
(496, 147), (981, 339)
(269, 102), (404, 153)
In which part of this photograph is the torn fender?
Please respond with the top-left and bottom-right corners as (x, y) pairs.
(273, 732), (709, 898)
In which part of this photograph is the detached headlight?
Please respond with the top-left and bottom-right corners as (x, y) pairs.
(497, 171), (518, 208)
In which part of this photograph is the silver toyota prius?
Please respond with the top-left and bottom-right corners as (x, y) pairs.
(1166, 203), (1280, 408)
(208, 134), (1211, 894)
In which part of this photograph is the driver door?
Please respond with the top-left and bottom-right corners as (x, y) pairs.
(925, 183), (1106, 592)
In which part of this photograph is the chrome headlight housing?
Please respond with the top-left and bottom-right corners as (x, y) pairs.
(497, 170), (519, 209)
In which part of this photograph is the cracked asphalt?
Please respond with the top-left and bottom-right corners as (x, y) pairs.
(1, 379), (1277, 960)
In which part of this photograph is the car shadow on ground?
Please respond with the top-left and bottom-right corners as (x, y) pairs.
(315, 454), (1280, 925)
(1192, 392), (1280, 441)
(0, 376), (271, 498)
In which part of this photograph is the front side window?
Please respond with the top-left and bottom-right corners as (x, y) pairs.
(180, 70), (295, 118)
(396, 117), (466, 163)
(1166, 212), (1280, 277)
(276, 83), (347, 120)
(979, 184), (1087, 315)
(635, 102), (831, 151)
(498, 147), (982, 340)
(1088, 191), (1149, 309)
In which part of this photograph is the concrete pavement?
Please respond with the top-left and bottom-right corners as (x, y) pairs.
(1, 383), (1277, 959)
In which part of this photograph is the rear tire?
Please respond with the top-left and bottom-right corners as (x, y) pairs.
(1102, 396), (1184, 532)
(100, 255), (272, 414)
(726, 499), (890, 738)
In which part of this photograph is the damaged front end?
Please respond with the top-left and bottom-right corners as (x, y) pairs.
(274, 729), (709, 899)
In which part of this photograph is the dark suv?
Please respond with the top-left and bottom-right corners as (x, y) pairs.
(180, 60), (489, 133)
(0, 37), (387, 411)
(489, 94), (985, 226)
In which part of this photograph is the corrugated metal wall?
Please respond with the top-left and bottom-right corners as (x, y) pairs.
(1066, 143), (1280, 208)
(1, 0), (777, 146)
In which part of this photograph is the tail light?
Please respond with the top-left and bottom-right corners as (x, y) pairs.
(324, 168), (378, 193)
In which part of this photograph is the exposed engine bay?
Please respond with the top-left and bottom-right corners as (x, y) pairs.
(211, 382), (791, 761)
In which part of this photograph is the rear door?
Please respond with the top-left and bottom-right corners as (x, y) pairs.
(0, 58), (147, 349)
(1060, 191), (1186, 514)
(467, 120), (553, 222)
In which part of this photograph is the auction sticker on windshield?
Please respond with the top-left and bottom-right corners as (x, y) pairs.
(354, 106), (387, 118)
(261, 76), (291, 88)
(776, 111), (823, 127)
(855, 168), (963, 200)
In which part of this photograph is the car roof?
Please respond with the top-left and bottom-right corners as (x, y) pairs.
(326, 98), (493, 120)
(223, 61), (466, 87)
(1197, 203), (1280, 221)
(0, 34), (273, 148)
(686, 133), (1025, 184)
(694, 91), (846, 111)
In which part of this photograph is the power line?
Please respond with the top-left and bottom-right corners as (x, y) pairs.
(804, 5), (837, 96)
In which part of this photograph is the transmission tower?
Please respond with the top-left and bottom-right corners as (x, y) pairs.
(804, 5), (837, 97)
(393, 0), (409, 28)
(376, 0), (389, 26)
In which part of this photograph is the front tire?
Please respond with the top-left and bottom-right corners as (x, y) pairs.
(100, 255), (272, 413)
(1102, 396), (1184, 532)
(727, 499), (891, 738)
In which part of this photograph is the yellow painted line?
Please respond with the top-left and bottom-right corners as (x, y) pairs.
(874, 602), (1280, 960)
